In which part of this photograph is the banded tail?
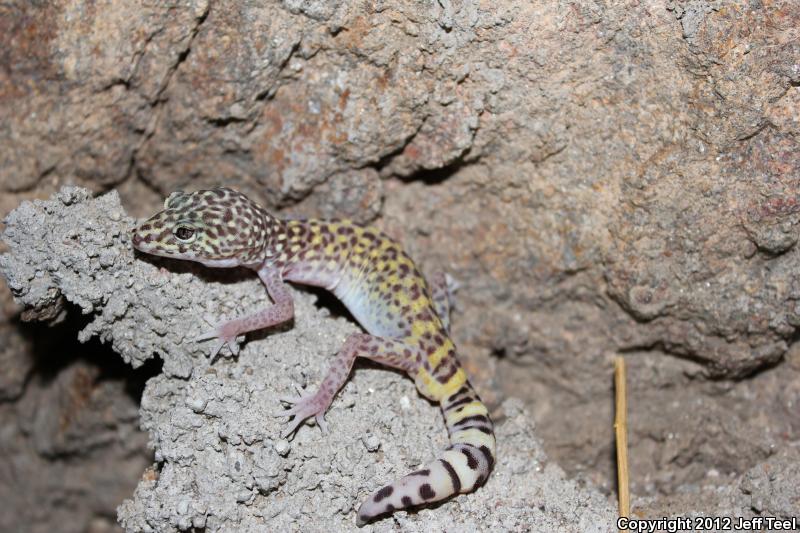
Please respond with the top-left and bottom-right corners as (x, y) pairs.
(356, 382), (496, 526)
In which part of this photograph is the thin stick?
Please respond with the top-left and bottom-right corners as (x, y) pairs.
(614, 356), (630, 532)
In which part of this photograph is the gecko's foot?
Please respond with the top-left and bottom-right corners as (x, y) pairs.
(273, 385), (331, 438)
(195, 314), (243, 357)
(443, 272), (461, 295)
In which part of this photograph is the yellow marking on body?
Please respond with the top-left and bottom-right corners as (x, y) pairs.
(440, 368), (468, 395)
(428, 343), (451, 368)
(415, 367), (466, 401)
(410, 320), (427, 338)
(450, 428), (496, 449)
(410, 313), (438, 338)
(445, 402), (489, 426)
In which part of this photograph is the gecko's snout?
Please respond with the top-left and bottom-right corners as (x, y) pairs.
(131, 232), (144, 249)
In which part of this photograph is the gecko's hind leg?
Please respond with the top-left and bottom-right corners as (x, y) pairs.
(275, 333), (420, 438)
(430, 271), (459, 333)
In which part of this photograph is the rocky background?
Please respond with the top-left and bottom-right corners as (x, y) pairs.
(1, 0), (799, 531)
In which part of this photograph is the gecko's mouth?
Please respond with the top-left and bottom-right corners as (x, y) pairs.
(131, 232), (162, 254)
(130, 233), (175, 257)
(131, 235), (242, 268)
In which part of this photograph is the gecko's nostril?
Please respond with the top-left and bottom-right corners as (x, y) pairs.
(132, 233), (142, 248)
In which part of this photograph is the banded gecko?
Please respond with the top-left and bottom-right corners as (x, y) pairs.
(131, 187), (496, 525)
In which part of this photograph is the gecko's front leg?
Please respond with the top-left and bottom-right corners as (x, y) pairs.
(197, 267), (294, 356)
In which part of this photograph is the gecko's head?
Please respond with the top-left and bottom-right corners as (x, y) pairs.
(132, 187), (282, 268)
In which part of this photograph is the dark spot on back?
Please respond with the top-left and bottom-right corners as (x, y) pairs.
(461, 447), (479, 470)
(435, 361), (458, 383)
(373, 485), (393, 502)
(419, 483), (436, 500)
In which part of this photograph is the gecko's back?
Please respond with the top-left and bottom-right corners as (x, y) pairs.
(277, 219), (437, 338)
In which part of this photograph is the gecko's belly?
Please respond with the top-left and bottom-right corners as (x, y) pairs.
(334, 283), (409, 339)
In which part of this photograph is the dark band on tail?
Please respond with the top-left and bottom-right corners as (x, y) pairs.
(440, 459), (461, 493)
(355, 380), (496, 526)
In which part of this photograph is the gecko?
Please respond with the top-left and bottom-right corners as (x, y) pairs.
(131, 187), (496, 525)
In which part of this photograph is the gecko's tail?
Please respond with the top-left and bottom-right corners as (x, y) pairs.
(355, 381), (496, 526)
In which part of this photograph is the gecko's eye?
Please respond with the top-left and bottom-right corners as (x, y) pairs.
(174, 226), (196, 242)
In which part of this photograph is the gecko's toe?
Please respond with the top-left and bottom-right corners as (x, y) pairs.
(196, 313), (223, 342)
(196, 329), (243, 359)
(229, 338), (241, 356)
(195, 329), (218, 342)
(275, 389), (332, 437)
(280, 417), (306, 439)
(277, 395), (299, 405)
(315, 413), (329, 434)
(208, 339), (225, 358)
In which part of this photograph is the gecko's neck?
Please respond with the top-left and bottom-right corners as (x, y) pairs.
(238, 209), (286, 268)
(262, 218), (336, 271)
